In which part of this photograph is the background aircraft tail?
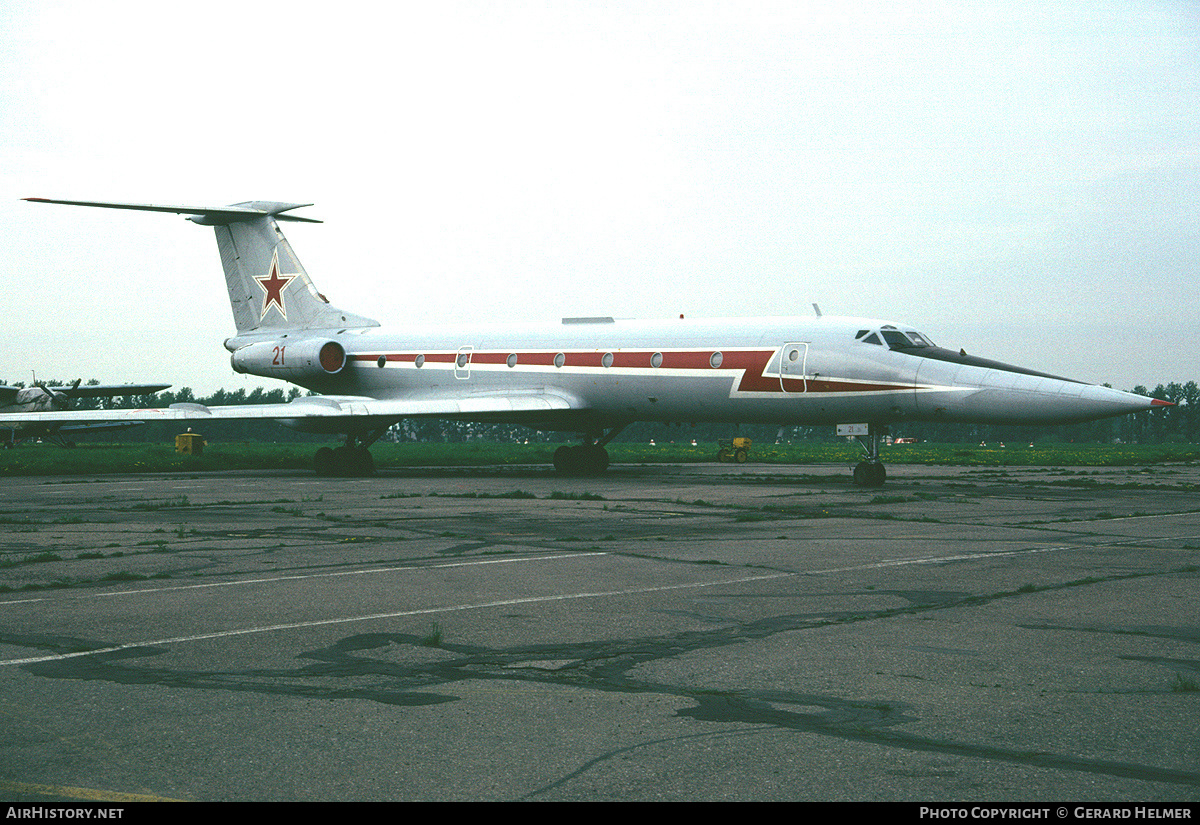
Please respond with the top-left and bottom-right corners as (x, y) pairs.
(24, 198), (380, 335)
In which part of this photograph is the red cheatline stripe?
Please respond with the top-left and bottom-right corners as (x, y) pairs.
(349, 349), (920, 395)
(352, 349), (768, 369)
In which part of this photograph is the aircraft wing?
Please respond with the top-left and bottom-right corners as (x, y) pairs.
(0, 393), (580, 426)
(55, 421), (149, 434)
(57, 383), (171, 399)
(0, 383), (169, 403)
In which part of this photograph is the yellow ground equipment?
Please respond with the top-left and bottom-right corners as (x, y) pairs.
(175, 432), (206, 455)
(717, 437), (751, 463)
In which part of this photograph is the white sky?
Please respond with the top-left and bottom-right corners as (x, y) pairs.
(2, 0), (1197, 395)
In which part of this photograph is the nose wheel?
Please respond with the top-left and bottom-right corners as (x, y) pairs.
(853, 460), (886, 487)
(851, 424), (888, 487)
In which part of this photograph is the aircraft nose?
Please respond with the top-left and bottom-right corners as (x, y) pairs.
(1078, 384), (1167, 417)
(913, 355), (1168, 425)
(963, 376), (1165, 424)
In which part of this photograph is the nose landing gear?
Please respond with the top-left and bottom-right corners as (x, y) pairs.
(849, 424), (887, 488)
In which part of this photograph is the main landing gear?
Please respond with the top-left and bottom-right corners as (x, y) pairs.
(553, 425), (627, 476)
(313, 430), (387, 477)
(851, 424), (887, 488)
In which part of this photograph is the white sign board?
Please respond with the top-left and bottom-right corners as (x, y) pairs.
(836, 423), (870, 437)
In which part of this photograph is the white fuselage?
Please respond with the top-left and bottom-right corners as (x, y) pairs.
(231, 314), (1151, 432)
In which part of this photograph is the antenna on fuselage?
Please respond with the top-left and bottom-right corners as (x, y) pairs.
(812, 303), (822, 317)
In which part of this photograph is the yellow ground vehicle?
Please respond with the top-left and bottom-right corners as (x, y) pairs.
(717, 437), (751, 463)
(174, 432), (206, 455)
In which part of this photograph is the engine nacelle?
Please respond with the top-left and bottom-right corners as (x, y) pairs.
(230, 339), (347, 380)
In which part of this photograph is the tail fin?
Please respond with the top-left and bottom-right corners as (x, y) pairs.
(205, 201), (378, 333)
(23, 198), (380, 335)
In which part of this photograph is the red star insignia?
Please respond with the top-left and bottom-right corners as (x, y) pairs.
(255, 250), (296, 320)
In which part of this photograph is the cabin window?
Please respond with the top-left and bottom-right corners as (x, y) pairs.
(414, 354), (425, 367)
(554, 352), (566, 368)
(650, 352), (663, 368)
(376, 355), (386, 368)
(507, 354), (518, 368)
(602, 352), (614, 368)
(710, 351), (723, 369)
(457, 352), (470, 368)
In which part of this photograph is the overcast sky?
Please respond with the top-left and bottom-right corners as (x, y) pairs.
(2, 0), (1197, 396)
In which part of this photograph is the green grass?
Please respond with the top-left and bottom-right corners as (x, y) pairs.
(0, 552), (63, 568)
(0, 440), (1197, 476)
(419, 622), (443, 648)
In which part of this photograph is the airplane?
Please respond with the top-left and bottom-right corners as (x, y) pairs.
(0, 197), (1167, 484)
(1, 379), (170, 447)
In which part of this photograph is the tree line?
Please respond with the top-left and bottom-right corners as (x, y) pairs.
(8, 378), (1196, 446)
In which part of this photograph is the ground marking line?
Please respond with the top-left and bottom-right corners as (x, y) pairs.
(0, 552), (606, 606)
(0, 570), (790, 668)
(809, 535), (1200, 575)
(808, 545), (1071, 574)
(4, 538), (1187, 666)
(93, 551), (607, 597)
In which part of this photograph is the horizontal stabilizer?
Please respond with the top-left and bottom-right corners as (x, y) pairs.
(24, 195), (379, 333)
(23, 198), (321, 225)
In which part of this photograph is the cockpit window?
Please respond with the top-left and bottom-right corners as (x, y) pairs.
(867, 329), (936, 349)
(860, 328), (934, 348)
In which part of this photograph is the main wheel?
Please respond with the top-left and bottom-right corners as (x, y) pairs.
(582, 444), (609, 474)
(853, 461), (886, 487)
(869, 462), (886, 487)
(350, 447), (375, 476)
(553, 445), (574, 473)
(553, 444), (609, 476)
(314, 446), (336, 476)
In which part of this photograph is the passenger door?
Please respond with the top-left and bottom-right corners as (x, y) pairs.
(780, 342), (808, 393)
(455, 346), (473, 380)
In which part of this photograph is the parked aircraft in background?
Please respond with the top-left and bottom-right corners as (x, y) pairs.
(1, 379), (170, 447)
(0, 198), (1165, 484)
